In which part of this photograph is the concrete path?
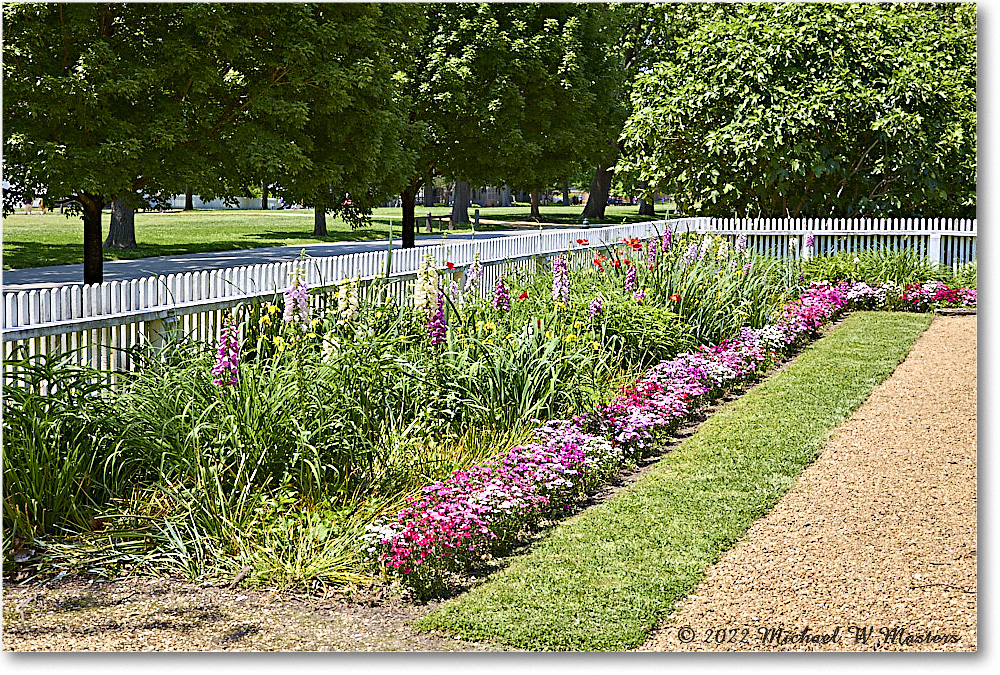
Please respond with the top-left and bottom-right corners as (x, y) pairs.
(1, 225), (574, 291)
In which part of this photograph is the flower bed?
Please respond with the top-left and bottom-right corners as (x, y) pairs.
(366, 279), (976, 594)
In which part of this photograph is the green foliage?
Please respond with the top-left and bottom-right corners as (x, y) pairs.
(417, 312), (932, 650)
(2, 3), (416, 280)
(800, 249), (955, 287)
(400, 4), (619, 199)
(2, 350), (119, 541)
(621, 3), (976, 218)
(598, 301), (691, 368)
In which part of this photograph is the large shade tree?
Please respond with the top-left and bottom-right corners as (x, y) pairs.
(2, 3), (413, 284)
(396, 2), (619, 246)
(619, 3), (977, 218)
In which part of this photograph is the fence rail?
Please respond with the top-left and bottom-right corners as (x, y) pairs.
(2, 217), (976, 378)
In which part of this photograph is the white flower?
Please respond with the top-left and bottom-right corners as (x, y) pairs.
(716, 239), (729, 260)
(414, 254), (439, 318)
(336, 276), (360, 323)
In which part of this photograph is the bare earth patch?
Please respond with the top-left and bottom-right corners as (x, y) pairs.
(1, 578), (505, 651)
(639, 315), (976, 652)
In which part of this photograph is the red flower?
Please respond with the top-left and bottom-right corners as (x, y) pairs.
(670, 293), (681, 302)
(610, 259), (621, 268)
(576, 238), (589, 246)
(624, 259), (632, 266)
(446, 262), (455, 270)
(518, 291), (528, 300)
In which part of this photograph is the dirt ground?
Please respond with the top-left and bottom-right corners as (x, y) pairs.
(2, 315), (976, 651)
(640, 315), (977, 651)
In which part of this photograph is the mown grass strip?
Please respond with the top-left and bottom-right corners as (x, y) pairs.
(416, 311), (932, 650)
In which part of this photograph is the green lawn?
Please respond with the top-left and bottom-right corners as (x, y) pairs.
(415, 311), (932, 650)
(1, 205), (675, 270)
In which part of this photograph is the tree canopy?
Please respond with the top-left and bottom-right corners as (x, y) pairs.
(395, 2), (620, 240)
(2, 3), (413, 282)
(619, 2), (977, 218)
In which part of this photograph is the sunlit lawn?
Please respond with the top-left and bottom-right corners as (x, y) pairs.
(2, 204), (677, 270)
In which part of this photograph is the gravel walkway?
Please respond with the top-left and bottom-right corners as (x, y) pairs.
(640, 315), (977, 652)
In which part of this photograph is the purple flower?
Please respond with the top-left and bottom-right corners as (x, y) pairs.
(735, 233), (748, 253)
(492, 278), (511, 312)
(589, 297), (603, 316)
(625, 263), (637, 292)
(646, 241), (656, 268)
(212, 312), (239, 386)
(633, 289), (646, 305)
(682, 243), (698, 266)
(805, 234), (815, 248)
(283, 275), (310, 326)
(427, 291), (446, 345)
(552, 255), (570, 303)
(662, 230), (672, 252)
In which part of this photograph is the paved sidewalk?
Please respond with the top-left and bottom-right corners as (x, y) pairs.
(1, 226), (570, 291)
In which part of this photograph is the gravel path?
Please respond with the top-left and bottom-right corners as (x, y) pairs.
(640, 315), (977, 652)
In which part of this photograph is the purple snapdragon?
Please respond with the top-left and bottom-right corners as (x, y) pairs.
(283, 276), (310, 326)
(212, 312), (239, 386)
(492, 277), (511, 312)
(625, 263), (637, 292)
(427, 291), (446, 345)
(589, 297), (603, 316)
(552, 255), (570, 303)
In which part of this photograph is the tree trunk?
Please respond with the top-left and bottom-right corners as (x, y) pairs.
(313, 207), (327, 236)
(401, 183), (417, 249)
(452, 180), (471, 224)
(581, 165), (613, 220)
(530, 191), (541, 221)
(261, 183), (269, 210)
(104, 198), (137, 249)
(184, 186), (194, 211)
(423, 170), (435, 206)
(80, 194), (105, 285)
(637, 180), (655, 217)
(563, 180), (571, 206)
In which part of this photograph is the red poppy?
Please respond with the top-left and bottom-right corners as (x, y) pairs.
(670, 293), (681, 302)
(446, 262), (455, 270)
(518, 291), (528, 300)
(610, 260), (621, 268)
(576, 238), (589, 246)
(624, 259), (632, 266)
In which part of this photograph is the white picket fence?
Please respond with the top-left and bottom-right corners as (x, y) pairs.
(1, 216), (976, 380)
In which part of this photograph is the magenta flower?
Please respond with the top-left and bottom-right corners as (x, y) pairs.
(212, 312), (239, 386)
(589, 297), (603, 316)
(552, 255), (570, 303)
(427, 291), (446, 345)
(283, 275), (310, 326)
(625, 263), (637, 292)
(492, 278), (511, 312)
